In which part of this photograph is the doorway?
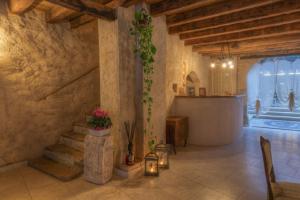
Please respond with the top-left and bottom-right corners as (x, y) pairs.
(247, 56), (300, 131)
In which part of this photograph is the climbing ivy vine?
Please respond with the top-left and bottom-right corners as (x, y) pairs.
(130, 9), (157, 151)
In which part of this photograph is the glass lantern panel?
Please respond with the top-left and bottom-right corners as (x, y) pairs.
(158, 152), (168, 166)
(146, 160), (158, 175)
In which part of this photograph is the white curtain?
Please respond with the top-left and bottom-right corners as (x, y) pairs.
(248, 56), (300, 110)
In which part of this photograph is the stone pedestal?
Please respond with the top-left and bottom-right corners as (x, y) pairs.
(84, 134), (113, 184)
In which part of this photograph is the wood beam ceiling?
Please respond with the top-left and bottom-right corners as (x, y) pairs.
(169, 0), (300, 34)
(180, 12), (300, 40)
(237, 49), (300, 58)
(198, 41), (300, 55)
(150, 0), (222, 16)
(240, 53), (300, 59)
(46, 6), (81, 23)
(166, 0), (278, 27)
(8, 0), (40, 14)
(192, 34), (300, 52)
(46, 0), (116, 21)
(184, 22), (300, 46)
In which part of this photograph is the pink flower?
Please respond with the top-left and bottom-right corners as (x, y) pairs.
(93, 108), (108, 117)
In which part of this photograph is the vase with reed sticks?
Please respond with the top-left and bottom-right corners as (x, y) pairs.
(124, 121), (136, 166)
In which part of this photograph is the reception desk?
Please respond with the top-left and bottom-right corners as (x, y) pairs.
(174, 96), (243, 146)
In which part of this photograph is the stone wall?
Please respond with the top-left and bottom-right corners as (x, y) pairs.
(0, 4), (99, 167)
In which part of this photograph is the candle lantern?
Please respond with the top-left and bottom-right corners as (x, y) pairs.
(155, 143), (170, 169)
(144, 152), (159, 176)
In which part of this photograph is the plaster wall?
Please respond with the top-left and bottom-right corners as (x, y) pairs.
(0, 4), (99, 167)
(151, 16), (210, 143)
(99, 6), (137, 165)
(165, 34), (210, 114)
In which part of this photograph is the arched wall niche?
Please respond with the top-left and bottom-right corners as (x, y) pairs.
(186, 71), (200, 96)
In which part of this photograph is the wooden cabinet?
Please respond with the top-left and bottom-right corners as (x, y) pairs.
(166, 116), (188, 154)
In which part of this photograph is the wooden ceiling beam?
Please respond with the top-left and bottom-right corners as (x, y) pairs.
(240, 52), (300, 59)
(201, 49), (300, 57)
(46, 0), (116, 20)
(150, 0), (221, 16)
(169, 0), (300, 34)
(180, 12), (300, 40)
(122, 0), (142, 7)
(105, 0), (127, 8)
(46, 7), (81, 23)
(7, 0), (41, 14)
(184, 22), (300, 46)
(70, 15), (95, 28)
(194, 41), (300, 53)
(167, 0), (277, 27)
(197, 42), (300, 54)
(192, 34), (300, 50)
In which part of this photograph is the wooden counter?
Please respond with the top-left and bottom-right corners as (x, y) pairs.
(174, 96), (243, 146)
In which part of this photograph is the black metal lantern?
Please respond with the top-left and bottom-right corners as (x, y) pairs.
(144, 152), (159, 176)
(155, 143), (169, 169)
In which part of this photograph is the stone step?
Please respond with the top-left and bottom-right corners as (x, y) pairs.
(254, 114), (300, 122)
(59, 132), (86, 152)
(44, 144), (83, 166)
(73, 123), (89, 135)
(29, 157), (82, 181)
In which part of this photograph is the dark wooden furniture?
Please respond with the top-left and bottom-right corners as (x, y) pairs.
(166, 116), (188, 154)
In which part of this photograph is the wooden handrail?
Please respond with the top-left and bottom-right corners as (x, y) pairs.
(38, 66), (98, 101)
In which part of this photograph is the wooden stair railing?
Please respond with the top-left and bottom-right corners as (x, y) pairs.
(38, 66), (98, 101)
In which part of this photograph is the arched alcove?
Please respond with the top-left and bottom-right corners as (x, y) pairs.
(186, 71), (200, 96)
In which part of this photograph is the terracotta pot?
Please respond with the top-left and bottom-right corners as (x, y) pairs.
(88, 128), (110, 137)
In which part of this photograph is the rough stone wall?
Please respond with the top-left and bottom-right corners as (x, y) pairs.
(0, 5), (99, 167)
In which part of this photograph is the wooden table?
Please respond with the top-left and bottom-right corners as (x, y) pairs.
(166, 116), (188, 154)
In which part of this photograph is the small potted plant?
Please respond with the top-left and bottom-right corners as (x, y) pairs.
(87, 107), (112, 137)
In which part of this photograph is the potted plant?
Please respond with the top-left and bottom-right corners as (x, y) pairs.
(87, 107), (112, 137)
(124, 121), (136, 166)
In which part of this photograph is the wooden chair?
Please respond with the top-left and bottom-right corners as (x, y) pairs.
(260, 136), (300, 200)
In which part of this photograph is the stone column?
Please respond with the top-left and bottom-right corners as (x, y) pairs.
(84, 134), (113, 184)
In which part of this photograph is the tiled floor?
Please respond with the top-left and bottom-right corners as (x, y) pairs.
(1, 127), (300, 200)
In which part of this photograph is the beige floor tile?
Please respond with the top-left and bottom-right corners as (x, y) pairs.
(19, 166), (61, 191)
(29, 182), (71, 200)
(0, 127), (300, 200)
(0, 182), (32, 200)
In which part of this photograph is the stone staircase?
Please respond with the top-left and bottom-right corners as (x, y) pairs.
(248, 106), (300, 122)
(29, 124), (88, 181)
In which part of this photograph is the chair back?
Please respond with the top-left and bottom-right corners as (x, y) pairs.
(260, 136), (276, 200)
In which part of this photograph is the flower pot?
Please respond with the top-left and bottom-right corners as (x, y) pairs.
(88, 128), (110, 137)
